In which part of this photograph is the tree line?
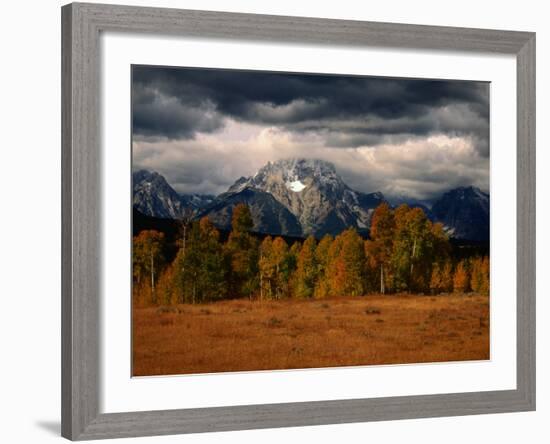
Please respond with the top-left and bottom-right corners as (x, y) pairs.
(132, 203), (489, 306)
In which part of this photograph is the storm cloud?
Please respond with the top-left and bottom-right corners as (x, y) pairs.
(132, 65), (490, 201)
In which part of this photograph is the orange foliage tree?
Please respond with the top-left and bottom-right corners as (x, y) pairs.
(470, 256), (490, 295)
(365, 203), (395, 294)
(132, 230), (165, 305)
(430, 260), (453, 294)
(258, 236), (293, 300)
(453, 260), (470, 293)
(325, 228), (365, 297)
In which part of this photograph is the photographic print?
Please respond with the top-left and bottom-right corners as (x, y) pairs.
(131, 66), (490, 377)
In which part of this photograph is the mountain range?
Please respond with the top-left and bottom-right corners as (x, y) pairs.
(133, 170), (214, 219)
(132, 159), (490, 241)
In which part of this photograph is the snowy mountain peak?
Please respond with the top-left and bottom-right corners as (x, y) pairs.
(260, 158), (337, 182)
(216, 158), (385, 236)
(246, 158), (343, 193)
(228, 158), (341, 194)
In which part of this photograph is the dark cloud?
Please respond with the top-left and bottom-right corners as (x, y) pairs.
(132, 66), (489, 156)
(132, 84), (224, 140)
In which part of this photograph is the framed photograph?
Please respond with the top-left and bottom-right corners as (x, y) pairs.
(62, 2), (535, 440)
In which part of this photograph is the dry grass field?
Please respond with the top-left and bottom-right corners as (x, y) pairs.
(132, 293), (489, 376)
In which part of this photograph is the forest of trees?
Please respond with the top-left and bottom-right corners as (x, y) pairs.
(132, 203), (490, 306)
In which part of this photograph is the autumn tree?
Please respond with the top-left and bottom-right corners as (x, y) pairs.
(470, 257), (482, 293)
(172, 217), (227, 303)
(288, 241), (300, 274)
(391, 205), (421, 291)
(366, 203), (395, 294)
(163, 206), (197, 305)
(225, 204), (259, 299)
(324, 235), (342, 297)
(259, 236), (274, 301)
(175, 220), (201, 303)
(470, 256), (490, 295)
(363, 240), (378, 294)
(453, 259), (470, 293)
(364, 204), (453, 294)
(132, 230), (165, 304)
(258, 236), (295, 300)
(440, 260), (454, 293)
(391, 205), (440, 292)
(430, 260), (453, 294)
(326, 228), (365, 297)
(196, 217), (227, 302)
(156, 263), (177, 305)
(272, 237), (292, 298)
(423, 222), (451, 291)
(293, 236), (317, 298)
(313, 234), (333, 298)
(315, 235), (333, 273)
(430, 262), (443, 294)
(286, 241), (301, 297)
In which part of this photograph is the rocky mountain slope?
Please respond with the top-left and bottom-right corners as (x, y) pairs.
(199, 187), (303, 237)
(431, 186), (490, 241)
(201, 159), (385, 237)
(132, 170), (213, 219)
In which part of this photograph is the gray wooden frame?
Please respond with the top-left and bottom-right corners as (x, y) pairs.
(61, 2), (536, 440)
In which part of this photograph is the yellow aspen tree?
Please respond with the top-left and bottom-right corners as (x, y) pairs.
(441, 260), (454, 293)
(259, 236), (274, 301)
(313, 234), (333, 298)
(271, 237), (289, 299)
(369, 203), (395, 294)
(132, 230), (165, 305)
(453, 260), (470, 293)
(430, 262), (443, 294)
(294, 236), (317, 299)
(470, 257), (483, 293)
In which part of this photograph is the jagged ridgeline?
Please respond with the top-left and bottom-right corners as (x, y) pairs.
(132, 158), (489, 241)
(200, 158), (387, 238)
(133, 169), (215, 219)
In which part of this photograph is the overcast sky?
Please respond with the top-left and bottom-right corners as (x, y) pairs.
(132, 65), (489, 201)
